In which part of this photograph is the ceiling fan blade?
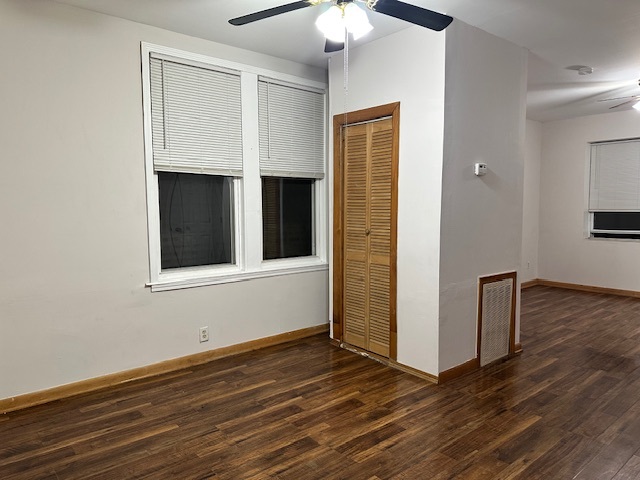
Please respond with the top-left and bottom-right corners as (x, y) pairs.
(371, 0), (453, 31)
(598, 95), (640, 103)
(609, 98), (639, 109)
(229, 1), (313, 26)
(324, 39), (344, 53)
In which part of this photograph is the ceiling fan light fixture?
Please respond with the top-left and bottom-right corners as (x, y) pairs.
(315, 5), (346, 42)
(343, 3), (373, 40)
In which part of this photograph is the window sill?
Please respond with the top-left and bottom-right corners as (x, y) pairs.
(147, 260), (328, 292)
(588, 235), (640, 243)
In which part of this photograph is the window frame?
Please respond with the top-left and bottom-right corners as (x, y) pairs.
(141, 43), (328, 292)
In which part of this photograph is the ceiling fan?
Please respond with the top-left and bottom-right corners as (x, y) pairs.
(229, 0), (454, 53)
(598, 79), (640, 110)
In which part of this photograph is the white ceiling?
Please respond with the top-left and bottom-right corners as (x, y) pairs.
(54, 0), (640, 122)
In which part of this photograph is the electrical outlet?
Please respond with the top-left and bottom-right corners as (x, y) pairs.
(199, 326), (209, 343)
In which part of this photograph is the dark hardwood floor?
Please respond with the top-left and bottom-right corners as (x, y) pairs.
(3, 285), (640, 479)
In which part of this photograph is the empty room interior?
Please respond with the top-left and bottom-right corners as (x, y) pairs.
(2, 0), (640, 478)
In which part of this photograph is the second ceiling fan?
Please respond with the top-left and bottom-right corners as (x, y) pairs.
(229, 0), (454, 53)
(597, 80), (640, 110)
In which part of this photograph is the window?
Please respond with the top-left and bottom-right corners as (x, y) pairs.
(148, 53), (242, 277)
(141, 44), (327, 291)
(159, 173), (234, 268)
(592, 212), (640, 239)
(262, 177), (314, 260)
(258, 78), (324, 260)
(589, 139), (640, 239)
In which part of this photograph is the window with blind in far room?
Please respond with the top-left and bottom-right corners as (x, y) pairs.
(589, 139), (640, 239)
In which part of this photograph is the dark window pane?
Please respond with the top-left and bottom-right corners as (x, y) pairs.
(262, 177), (314, 260)
(158, 172), (234, 269)
(593, 212), (640, 239)
(592, 233), (640, 239)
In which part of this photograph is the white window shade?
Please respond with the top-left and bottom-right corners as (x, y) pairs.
(589, 140), (640, 211)
(150, 56), (243, 176)
(258, 79), (325, 179)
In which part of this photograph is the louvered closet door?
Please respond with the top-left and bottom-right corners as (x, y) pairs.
(343, 118), (393, 357)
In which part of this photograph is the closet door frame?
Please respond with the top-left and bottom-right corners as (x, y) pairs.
(332, 102), (400, 360)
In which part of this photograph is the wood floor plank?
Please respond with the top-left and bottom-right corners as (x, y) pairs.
(3, 285), (640, 478)
(612, 455), (640, 480)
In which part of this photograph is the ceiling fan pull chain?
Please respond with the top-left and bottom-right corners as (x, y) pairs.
(343, 26), (349, 126)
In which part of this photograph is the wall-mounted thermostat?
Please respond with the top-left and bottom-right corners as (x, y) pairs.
(474, 163), (487, 176)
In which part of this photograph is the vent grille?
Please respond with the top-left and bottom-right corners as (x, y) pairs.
(480, 277), (514, 366)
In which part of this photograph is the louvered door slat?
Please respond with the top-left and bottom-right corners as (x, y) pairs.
(369, 263), (390, 356)
(344, 260), (366, 347)
(345, 127), (367, 254)
(369, 123), (393, 258)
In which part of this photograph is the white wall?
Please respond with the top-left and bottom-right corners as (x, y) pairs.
(522, 119), (542, 282)
(539, 109), (640, 290)
(0, 0), (328, 399)
(439, 21), (527, 372)
(328, 27), (447, 375)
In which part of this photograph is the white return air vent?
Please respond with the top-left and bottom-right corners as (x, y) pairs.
(478, 272), (516, 367)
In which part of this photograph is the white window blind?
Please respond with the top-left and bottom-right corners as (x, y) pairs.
(258, 78), (325, 179)
(589, 140), (640, 211)
(150, 56), (243, 176)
